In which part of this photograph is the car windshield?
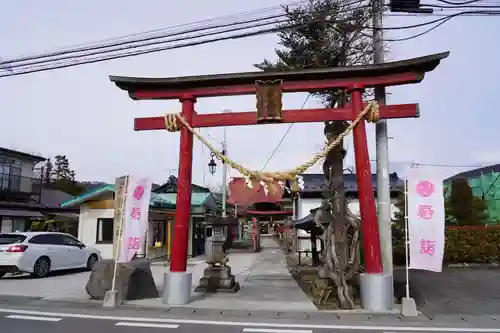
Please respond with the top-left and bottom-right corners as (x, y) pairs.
(0, 234), (27, 245)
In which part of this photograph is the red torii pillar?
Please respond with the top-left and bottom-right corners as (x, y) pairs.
(109, 51), (449, 309)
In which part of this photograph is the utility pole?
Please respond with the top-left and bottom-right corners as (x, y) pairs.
(221, 127), (228, 218)
(372, 0), (394, 309)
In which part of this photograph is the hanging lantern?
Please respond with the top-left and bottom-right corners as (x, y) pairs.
(208, 158), (217, 175)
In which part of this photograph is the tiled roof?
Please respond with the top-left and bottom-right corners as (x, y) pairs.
(228, 178), (284, 207)
(294, 172), (404, 193)
(61, 184), (213, 208)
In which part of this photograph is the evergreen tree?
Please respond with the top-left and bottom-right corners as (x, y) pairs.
(43, 158), (53, 184)
(446, 178), (489, 226)
(256, 0), (373, 309)
(53, 155), (72, 181)
(51, 155), (85, 196)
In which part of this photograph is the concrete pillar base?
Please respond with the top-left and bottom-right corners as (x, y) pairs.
(162, 271), (192, 305)
(401, 297), (418, 316)
(102, 290), (120, 309)
(360, 273), (393, 311)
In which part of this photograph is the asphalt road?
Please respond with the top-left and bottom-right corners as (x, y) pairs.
(1, 306), (500, 333)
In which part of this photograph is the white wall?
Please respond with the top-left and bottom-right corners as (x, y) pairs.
(77, 204), (196, 260)
(294, 197), (399, 255)
(77, 204), (114, 259)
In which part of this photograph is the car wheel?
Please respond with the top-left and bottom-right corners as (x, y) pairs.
(86, 254), (98, 271)
(0, 272), (5, 279)
(31, 257), (50, 278)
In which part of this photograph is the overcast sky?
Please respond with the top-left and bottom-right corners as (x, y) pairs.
(1, 0), (498, 187)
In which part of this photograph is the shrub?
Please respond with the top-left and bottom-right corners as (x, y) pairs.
(392, 225), (500, 265)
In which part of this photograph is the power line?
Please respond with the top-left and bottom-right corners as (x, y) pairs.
(369, 160), (497, 168)
(5, 0), (464, 77)
(1, 1), (307, 65)
(0, 14), (286, 69)
(0, 0), (367, 69)
(385, 9), (500, 41)
(436, 0), (498, 5)
(0, 13), (377, 77)
(1, 4), (496, 76)
(260, 95), (311, 171)
(424, 3), (500, 8)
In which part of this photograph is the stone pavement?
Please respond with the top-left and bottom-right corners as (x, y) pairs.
(129, 235), (317, 311)
(0, 235), (315, 311)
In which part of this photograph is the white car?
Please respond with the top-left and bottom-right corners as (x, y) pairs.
(0, 232), (101, 278)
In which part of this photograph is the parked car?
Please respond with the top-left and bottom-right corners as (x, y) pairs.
(0, 232), (101, 279)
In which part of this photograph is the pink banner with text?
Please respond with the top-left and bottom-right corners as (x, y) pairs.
(407, 167), (445, 272)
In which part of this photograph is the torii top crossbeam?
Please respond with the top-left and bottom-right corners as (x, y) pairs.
(108, 51), (449, 277)
(111, 52), (448, 99)
(110, 52), (448, 131)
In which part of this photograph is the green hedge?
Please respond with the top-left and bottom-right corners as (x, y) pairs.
(392, 226), (500, 265)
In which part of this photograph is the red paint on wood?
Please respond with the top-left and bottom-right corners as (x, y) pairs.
(132, 73), (421, 100)
(134, 103), (419, 131)
(169, 98), (195, 273)
(351, 89), (383, 275)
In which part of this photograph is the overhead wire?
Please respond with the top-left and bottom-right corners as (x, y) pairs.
(1, 1), (498, 76)
(0, 2), (377, 77)
(0, 14), (457, 77)
(0, 0), (367, 69)
(2, 1), (307, 64)
(385, 9), (500, 42)
(260, 95), (311, 171)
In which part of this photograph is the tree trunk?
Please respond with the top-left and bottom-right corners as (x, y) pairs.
(315, 118), (361, 309)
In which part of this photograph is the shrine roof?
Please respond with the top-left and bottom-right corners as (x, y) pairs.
(109, 52), (449, 96)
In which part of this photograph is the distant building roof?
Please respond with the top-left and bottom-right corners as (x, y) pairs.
(293, 172), (404, 194)
(228, 178), (284, 207)
(153, 176), (210, 194)
(0, 147), (45, 162)
(40, 188), (75, 208)
(444, 164), (500, 182)
(60, 183), (214, 209)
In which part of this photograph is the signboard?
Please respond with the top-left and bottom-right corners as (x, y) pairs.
(118, 176), (152, 262)
(112, 176), (127, 259)
(407, 167), (445, 272)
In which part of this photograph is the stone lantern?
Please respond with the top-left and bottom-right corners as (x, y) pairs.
(195, 216), (240, 293)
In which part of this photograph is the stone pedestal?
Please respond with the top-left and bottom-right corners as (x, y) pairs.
(162, 271), (192, 305)
(195, 264), (240, 293)
(195, 216), (240, 293)
(360, 273), (393, 311)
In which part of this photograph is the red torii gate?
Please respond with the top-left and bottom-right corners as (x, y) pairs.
(110, 51), (449, 305)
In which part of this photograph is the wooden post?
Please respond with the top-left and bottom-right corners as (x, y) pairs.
(112, 176), (127, 259)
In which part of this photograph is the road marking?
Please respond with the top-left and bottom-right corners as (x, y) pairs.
(115, 322), (179, 329)
(6, 314), (62, 322)
(243, 329), (313, 333)
(0, 308), (499, 332)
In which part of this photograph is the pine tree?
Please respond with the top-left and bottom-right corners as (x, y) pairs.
(256, 0), (373, 309)
(53, 155), (72, 181)
(43, 159), (53, 184)
(52, 155), (84, 196)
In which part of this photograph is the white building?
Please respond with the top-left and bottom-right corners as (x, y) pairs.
(61, 181), (217, 260)
(290, 173), (403, 261)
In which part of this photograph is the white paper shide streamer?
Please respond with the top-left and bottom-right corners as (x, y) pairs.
(407, 167), (445, 272)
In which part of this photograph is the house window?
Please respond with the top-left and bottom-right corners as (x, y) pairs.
(96, 218), (114, 244)
(151, 220), (167, 246)
(0, 158), (21, 191)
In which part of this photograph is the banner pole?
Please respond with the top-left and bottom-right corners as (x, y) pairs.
(404, 166), (410, 299)
(111, 175), (129, 293)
